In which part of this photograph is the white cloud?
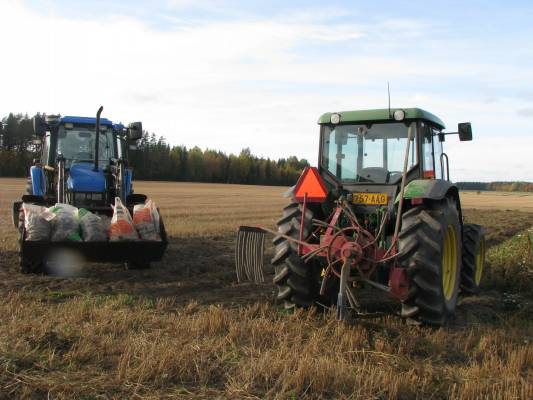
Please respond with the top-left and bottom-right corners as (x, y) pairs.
(1, 1), (532, 182)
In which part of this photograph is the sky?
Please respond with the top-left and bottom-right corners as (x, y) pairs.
(1, 0), (532, 181)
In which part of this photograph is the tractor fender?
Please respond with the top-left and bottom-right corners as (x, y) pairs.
(395, 179), (459, 202)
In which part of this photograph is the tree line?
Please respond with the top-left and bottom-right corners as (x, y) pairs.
(0, 112), (309, 186)
(456, 182), (533, 192)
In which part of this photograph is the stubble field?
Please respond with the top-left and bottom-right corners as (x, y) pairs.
(0, 178), (532, 399)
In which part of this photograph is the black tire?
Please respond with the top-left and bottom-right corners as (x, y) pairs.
(19, 229), (42, 274)
(398, 198), (462, 326)
(461, 224), (486, 294)
(125, 261), (151, 270)
(271, 202), (321, 308)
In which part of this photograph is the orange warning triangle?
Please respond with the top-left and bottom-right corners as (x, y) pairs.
(294, 167), (328, 202)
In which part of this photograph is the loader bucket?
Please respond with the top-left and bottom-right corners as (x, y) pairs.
(235, 226), (266, 283)
(20, 216), (168, 266)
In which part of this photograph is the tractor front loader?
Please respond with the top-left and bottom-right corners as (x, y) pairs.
(237, 108), (486, 326)
(12, 106), (168, 273)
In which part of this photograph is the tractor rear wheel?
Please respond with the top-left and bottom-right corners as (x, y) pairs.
(271, 202), (321, 308)
(398, 198), (462, 326)
(461, 224), (486, 294)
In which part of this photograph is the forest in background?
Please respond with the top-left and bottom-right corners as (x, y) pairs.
(0, 113), (308, 186)
(1, 112), (532, 191)
(455, 181), (533, 192)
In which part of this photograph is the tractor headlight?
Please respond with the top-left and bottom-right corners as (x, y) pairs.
(393, 110), (405, 121)
(330, 113), (341, 124)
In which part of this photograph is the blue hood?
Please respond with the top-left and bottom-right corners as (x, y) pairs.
(67, 163), (106, 193)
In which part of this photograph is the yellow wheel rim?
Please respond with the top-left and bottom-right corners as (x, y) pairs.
(474, 238), (485, 286)
(442, 225), (458, 300)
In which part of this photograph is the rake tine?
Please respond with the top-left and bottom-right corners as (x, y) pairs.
(245, 230), (253, 281)
(252, 231), (265, 283)
(235, 229), (244, 282)
(236, 226), (266, 284)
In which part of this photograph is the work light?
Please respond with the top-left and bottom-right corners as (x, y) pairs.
(393, 110), (405, 121)
(330, 113), (341, 124)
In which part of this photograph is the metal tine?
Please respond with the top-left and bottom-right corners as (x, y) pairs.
(253, 231), (261, 283)
(235, 229), (244, 282)
(245, 230), (253, 281)
(235, 226), (266, 283)
(256, 231), (265, 283)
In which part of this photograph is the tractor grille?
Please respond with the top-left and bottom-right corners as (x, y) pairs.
(72, 192), (105, 208)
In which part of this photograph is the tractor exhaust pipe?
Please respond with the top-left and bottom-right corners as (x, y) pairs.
(94, 106), (103, 171)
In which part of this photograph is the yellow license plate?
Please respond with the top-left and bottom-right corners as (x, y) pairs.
(352, 193), (388, 205)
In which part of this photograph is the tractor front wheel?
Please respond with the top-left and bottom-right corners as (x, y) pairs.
(461, 224), (486, 294)
(398, 198), (462, 326)
(271, 202), (321, 308)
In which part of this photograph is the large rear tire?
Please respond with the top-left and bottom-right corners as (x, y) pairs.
(461, 224), (486, 294)
(271, 202), (321, 308)
(398, 198), (462, 326)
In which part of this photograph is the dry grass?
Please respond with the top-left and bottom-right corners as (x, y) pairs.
(460, 190), (533, 212)
(0, 178), (532, 399)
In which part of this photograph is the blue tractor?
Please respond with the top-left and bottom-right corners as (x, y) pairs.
(12, 106), (168, 273)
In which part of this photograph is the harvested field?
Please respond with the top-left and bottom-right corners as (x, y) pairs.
(0, 178), (532, 399)
(460, 190), (533, 212)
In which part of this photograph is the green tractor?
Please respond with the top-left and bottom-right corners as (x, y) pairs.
(237, 108), (486, 326)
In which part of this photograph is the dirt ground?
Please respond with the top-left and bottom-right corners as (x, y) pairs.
(1, 178), (531, 306)
(0, 178), (532, 399)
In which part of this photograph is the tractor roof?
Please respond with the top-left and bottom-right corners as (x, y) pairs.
(318, 108), (446, 130)
(61, 116), (114, 126)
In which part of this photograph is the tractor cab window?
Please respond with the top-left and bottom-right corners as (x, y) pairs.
(56, 124), (115, 169)
(432, 127), (444, 179)
(321, 122), (417, 184)
(421, 124), (444, 179)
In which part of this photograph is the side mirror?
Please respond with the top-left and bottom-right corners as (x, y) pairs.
(438, 132), (445, 142)
(33, 116), (46, 137)
(458, 122), (472, 141)
(128, 122), (143, 141)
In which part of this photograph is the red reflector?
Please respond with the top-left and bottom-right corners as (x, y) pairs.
(411, 197), (424, 205)
(423, 170), (435, 179)
(294, 167), (328, 203)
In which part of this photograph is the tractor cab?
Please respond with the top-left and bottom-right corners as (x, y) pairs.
(31, 111), (143, 209)
(317, 108), (472, 211)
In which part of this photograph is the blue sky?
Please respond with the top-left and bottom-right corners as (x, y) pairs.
(2, 0), (533, 181)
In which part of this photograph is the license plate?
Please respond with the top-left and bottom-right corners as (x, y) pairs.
(352, 192), (388, 205)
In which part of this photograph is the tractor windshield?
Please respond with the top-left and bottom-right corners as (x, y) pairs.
(56, 125), (116, 169)
(321, 122), (416, 183)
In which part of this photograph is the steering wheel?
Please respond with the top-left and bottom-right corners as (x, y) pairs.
(386, 171), (403, 183)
